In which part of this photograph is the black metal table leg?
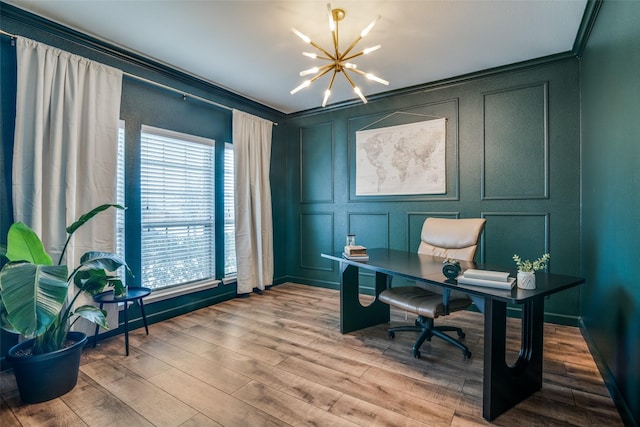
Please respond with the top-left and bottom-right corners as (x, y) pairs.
(483, 296), (545, 421)
(340, 263), (390, 333)
(123, 301), (129, 356)
(139, 298), (149, 335)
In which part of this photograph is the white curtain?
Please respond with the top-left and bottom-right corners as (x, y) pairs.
(13, 37), (123, 333)
(232, 110), (274, 295)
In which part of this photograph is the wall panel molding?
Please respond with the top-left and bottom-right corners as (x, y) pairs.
(482, 82), (549, 200)
(480, 211), (550, 266)
(300, 212), (334, 272)
(299, 122), (334, 204)
(347, 212), (390, 249)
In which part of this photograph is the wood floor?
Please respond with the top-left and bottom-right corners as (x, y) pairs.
(1, 283), (623, 426)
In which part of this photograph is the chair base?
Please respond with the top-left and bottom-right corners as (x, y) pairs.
(387, 316), (472, 359)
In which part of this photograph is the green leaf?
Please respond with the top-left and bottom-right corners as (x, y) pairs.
(73, 268), (110, 295)
(109, 279), (126, 297)
(73, 305), (108, 330)
(0, 262), (68, 337)
(4, 223), (53, 265)
(79, 251), (131, 276)
(66, 204), (124, 235)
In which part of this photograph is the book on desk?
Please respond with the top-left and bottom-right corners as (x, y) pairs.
(457, 268), (515, 290)
(343, 245), (369, 261)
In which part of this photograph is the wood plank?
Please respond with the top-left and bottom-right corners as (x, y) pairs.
(81, 360), (198, 426)
(147, 367), (284, 426)
(232, 380), (358, 426)
(201, 346), (342, 411)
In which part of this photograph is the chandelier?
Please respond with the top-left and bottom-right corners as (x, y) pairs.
(290, 4), (389, 107)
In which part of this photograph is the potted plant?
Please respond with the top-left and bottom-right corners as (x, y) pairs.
(512, 253), (550, 290)
(0, 204), (129, 403)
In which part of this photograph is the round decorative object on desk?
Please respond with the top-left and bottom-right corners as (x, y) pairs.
(442, 259), (461, 279)
(517, 271), (536, 289)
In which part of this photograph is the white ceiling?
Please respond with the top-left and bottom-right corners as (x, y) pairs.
(3, 0), (587, 114)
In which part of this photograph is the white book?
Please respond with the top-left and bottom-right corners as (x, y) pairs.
(462, 269), (511, 282)
(457, 274), (516, 290)
(342, 252), (369, 261)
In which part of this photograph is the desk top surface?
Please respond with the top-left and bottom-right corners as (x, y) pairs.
(322, 248), (584, 303)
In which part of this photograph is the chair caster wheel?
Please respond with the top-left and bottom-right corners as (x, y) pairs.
(388, 331), (395, 339)
(457, 331), (466, 339)
(413, 350), (421, 359)
(463, 350), (472, 359)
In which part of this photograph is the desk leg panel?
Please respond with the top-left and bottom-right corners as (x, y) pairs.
(483, 297), (544, 421)
(340, 263), (390, 334)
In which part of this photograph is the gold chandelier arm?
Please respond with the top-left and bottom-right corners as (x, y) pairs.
(309, 66), (335, 83)
(345, 67), (389, 85)
(309, 40), (337, 61)
(341, 68), (358, 89)
(327, 69), (338, 91)
(340, 35), (363, 61)
(343, 45), (381, 62)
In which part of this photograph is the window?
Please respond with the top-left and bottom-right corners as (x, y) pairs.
(116, 120), (126, 283)
(140, 125), (216, 290)
(224, 143), (236, 276)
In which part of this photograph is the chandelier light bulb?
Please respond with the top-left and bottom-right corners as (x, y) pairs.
(303, 52), (318, 59)
(327, 3), (336, 31)
(353, 87), (368, 103)
(366, 73), (389, 85)
(360, 16), (380, 38)
(290, 80), (311, 95)
(363, 45), (381, 55)
(300, 67), (320, 76)
(322, 89), (331, 107)
(344, 63), (357, 69)
(291, 28), (311, 44)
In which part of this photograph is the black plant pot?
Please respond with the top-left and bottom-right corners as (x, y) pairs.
(7, 331), (87, 403)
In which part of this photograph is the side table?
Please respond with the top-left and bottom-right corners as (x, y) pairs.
(92, 287), (151, 356)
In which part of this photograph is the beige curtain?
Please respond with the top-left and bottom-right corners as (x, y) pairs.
(232, 110), (273, 295)
(13, 37), (123, 333)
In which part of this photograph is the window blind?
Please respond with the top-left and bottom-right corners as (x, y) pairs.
(224, 143), (236, 276)
(116, 120), (126, 284)
(140, 125), (216, 290)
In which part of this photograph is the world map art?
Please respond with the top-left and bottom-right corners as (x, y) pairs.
(355, 118), (446, 196)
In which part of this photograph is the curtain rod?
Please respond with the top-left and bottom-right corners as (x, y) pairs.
(123, 72), (277, 126)
(0, 29), (277, 125)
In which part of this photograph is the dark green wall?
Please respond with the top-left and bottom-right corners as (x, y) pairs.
(286, 58), (582, 325)
(580, 1), (640, 424)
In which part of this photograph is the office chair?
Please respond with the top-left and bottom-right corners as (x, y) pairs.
(378, 217), (486, 359)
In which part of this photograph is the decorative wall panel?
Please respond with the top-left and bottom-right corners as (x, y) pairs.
(347, 212), (390, 249)
(300, 122), (333, 203)
(481, 212), (549, 267)
(300, 212), (334, 271)
(482, 83), (549, 200)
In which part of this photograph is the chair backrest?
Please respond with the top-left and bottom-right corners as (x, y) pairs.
(417, 217), (486, 262)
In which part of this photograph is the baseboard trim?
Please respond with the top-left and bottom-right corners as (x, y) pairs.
(579, 318), (637, 427)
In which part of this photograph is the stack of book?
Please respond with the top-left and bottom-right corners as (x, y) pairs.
(457, 269), (515, 290)
(343, 245), (369, 261)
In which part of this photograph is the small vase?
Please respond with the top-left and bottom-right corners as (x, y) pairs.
(517, 271), (536, 290)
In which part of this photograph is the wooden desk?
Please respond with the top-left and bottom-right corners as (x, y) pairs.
(321, 248), (584, 421)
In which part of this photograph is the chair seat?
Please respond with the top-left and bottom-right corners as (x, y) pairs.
(379, 286), (472, 319)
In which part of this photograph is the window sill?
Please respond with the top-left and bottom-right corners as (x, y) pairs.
(144, 280), (221, 304)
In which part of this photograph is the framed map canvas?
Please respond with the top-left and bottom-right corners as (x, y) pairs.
(355, 118), (446, 196)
